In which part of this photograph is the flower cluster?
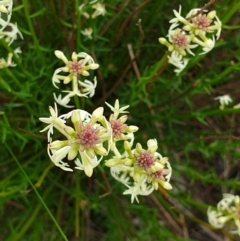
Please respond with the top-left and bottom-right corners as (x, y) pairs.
(207, 194), (240, 236)
(103, 101), (172, 203)
(40, 98), (172, 202)
(0, 0), (23, 68)
(79, 1), (106, 40)
(159, 6), (221, 74)
(52, 50), (99, 107)
(105, 138), (172, 203)
(40, 0), (177, 203)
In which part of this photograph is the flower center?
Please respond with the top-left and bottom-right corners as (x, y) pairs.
(69, 61), (82, 75)
(76, 123), (100, 151)
(136, 150), (155, 169)
(193, 15), (212, 29)
(172, 32), (188, 48)
(110, 119), (125, 138)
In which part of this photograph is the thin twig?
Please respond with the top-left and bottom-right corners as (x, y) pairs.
(167, 196), (223, 241)
(150, 194), (184, 236)
(98, 168), (112, 198)
(114, 0), (151, 47)
(99, 0), (131, 36)
(188, 0), (216, 20)
(135, 18), (145, 58)
(18, 124), (47, 140)
(127, 43), (141, 79)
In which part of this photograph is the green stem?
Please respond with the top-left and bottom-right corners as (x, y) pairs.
(75, 173), (80, 238)
(34, 163), (55, 188)
(5, 143), (69, 241)
(10, 203), (42, 241)
(221, 1), (240, 24)
(74, 95), (81, 109)
(137, 53), (168, 96)
(2, 68), (22, 89)
(143, 52), (168, 81)
(22, 0), (44, 64)
(75, 0), (81, 51)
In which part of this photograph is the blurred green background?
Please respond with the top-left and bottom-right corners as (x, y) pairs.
(1, 0), (240, 240)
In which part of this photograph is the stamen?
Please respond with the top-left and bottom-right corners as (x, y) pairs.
(172, 32), (188, 48)
(76, 123), (100, 150)
(136, 150), (155, 168)
(110, 119), (125, 138)
(193, 14), (212, 29)
(69, 61), (82, 75)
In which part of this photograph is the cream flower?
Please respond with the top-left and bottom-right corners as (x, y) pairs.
(78, 77), (97, 98)
(0, 0), (12, 30)
(185, 9), (222, 40)
(52, 50), (99, 106)
(40, 105), (112, 176)
(53, 50), (99, 85)
(105, 139), (172, 203)
(123, 176), (154, 203)
(81, 28), (93, 39)
(0, 22), (23, 45)
(167, 51), (189, 75)
(0, 52), (15, 68)
(192, 35), (215, 54)
(214, 95), (232, 109)
(0, 0), (12, 13)
(91, 3), (106, 18)
(78, 3), (90, 19)
(207, 194), (240, 236)
(75, 152), (101, 177)
(159, 5), (222, 74)
(39, 103), (66, 141)
(168, 28), (197, 56)
(105, 99), (129, 119)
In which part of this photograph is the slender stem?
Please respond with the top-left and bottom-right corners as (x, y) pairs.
(188, 0), (216, 20)
(142, 52), (168, 92)
(2, 68), (22, 89)
(22, 0), (44, 64)
(75, 173), (80, 238)
(34, 163), (55, 188)
(9, 201), (42, 241)
(221, 1), (240, 24)
(5, 143), (69, 241)
(75, 0), (81, 51)
(74, 95), (81, 109)
(72, 78), (81, 109)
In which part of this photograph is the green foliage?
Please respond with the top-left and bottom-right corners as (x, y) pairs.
(1, 0), (240, 240)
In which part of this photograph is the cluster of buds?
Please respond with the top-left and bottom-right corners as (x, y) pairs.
(52, 50), (99, 107)
(79, 1), (106, 40)
(39, 99), (172, 202)
(207, 194), (240, 236)
(0, 0), (23, 68)
(159, 6), (221, 74)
